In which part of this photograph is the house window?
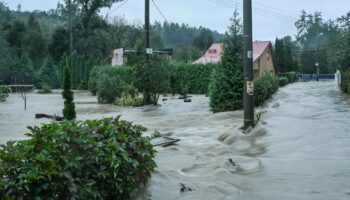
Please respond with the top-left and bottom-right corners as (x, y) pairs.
(209, 49), (217, 54)
(266, 53), (270, 61)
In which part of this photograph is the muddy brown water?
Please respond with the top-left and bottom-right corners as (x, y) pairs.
(0, 81), (349, 200)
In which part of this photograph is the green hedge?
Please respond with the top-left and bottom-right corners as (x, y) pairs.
(286, 72), (297, 83)
(89, 63), (216, 100)
(59, 54), (104, 90)
(278, 77), (289, 87)
(170, 62), (216, 94)
(254, 72), (279, 106)
(0, 117), (156, 199)
(88, 66), (136, 103)
(0, 86), (11, 102)
(341, 70), (350, 93)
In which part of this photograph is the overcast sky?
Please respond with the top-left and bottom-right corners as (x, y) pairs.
(3, 0), (350, 41)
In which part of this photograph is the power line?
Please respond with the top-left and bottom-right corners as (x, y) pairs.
(107, 0), (129, 16)
(151, 0), (168, 22)
(226, 0), (298, 20)
(207, 0), (297, 23)
(222, 0), (297, 21)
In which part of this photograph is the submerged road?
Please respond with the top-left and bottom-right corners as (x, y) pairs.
(237, 80), (350, 200)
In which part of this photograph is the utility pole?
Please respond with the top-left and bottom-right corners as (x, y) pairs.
(144, 0), (151, 104)
(243, 0), (254, 128)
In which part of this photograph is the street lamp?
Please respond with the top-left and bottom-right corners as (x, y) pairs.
(315, 32), (323, 81)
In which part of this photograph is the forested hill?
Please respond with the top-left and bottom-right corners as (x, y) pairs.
(0, 0), (224, 72)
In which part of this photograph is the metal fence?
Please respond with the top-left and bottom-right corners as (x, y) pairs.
(0, 69), (34, 85)
(296, 74), (335, 80)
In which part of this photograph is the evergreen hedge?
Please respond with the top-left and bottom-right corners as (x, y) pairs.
(170, 62), (216, 95)
(0, 117), (156, 199)
(254, 72), (279, 106)
(59, 54), (103, 90)
(89, 63), (216, 101)
(341, 70), (350, 93)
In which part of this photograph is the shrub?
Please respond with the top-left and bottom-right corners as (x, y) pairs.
(89, 66), (136, 97)
(116, 95), (143, 107)
(0, 86), (11, 101)
(286, 71), (297, 83)
(62, 66), (76, 120)
(278, 77), (289, 87)
(37, 84), (52, 94)
(0, 117), (156, 199)
(254, 72), (279, 106)
(341, 70), (350, 93)
(170, 62), (216, 95)
(37, 56), (59, 89)
(137, 55), (170, 105)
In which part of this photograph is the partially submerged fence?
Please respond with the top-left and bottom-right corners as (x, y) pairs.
(0, 69), (34, 85)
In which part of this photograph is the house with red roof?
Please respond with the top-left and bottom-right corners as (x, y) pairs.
(194, 41), (276, 76)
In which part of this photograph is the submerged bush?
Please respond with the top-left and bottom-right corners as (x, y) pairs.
(89, 66), (137, 103)
(37, 84), (52, 94)
(170, 62), (216, 95)
(254, 72), (279, 106)
(0, 86), (11, 101)
(286, 72), (297, 83)
(341, 70), (350, 93)
(0, 117), (156, 199)
(278, 77), (289, 87)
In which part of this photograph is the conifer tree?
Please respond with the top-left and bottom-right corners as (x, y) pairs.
(209, 10), (244, 112)
(62, 65), (76, 120)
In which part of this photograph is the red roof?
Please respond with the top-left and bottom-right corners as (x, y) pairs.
(253, 41), (271, 62)
(193, 43), (223, 64)
(194, 41), (272, 64)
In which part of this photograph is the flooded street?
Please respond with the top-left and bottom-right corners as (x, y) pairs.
(0, 81), (350, 199)
(239, 80), (350, 200)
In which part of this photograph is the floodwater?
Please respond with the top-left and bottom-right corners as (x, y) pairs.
(0, 81), (349, 200)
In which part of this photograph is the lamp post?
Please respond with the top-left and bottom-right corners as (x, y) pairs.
(315, 32), (323, 81)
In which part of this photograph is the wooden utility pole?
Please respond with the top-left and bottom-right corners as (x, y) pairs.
(143, 0), (151, 104)
(243, 0), (254, 128)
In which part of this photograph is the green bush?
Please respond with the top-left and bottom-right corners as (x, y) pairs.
(37, 56), (59, 89)
(89, 65), (136, 98)
(278, 77), (289, 87)
(137, 55), (170, 105)
(341, 70), (350, 93)
(254, 72), (279, 106)
(116, 95), (143, 107)
(89, 63), (215, 101)
(62, 66), (76, 120)
(0, 86), (11, 101)
(0, 117), (156, 199)
(37, 84), (52, 94)
(170, 62), (216, 95)
(286, 72), (297, 83)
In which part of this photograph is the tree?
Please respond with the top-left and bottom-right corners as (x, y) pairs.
(62, 65), (76, 120)
(274, 38), (285, 73)
(5, 20), (26, 57)
(137, 55), (170, 105)
(209, 10), (244, 112)
(48, 27), (70, 63)
(38, 56), (59, 89)
(24, 14), (47, 70)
